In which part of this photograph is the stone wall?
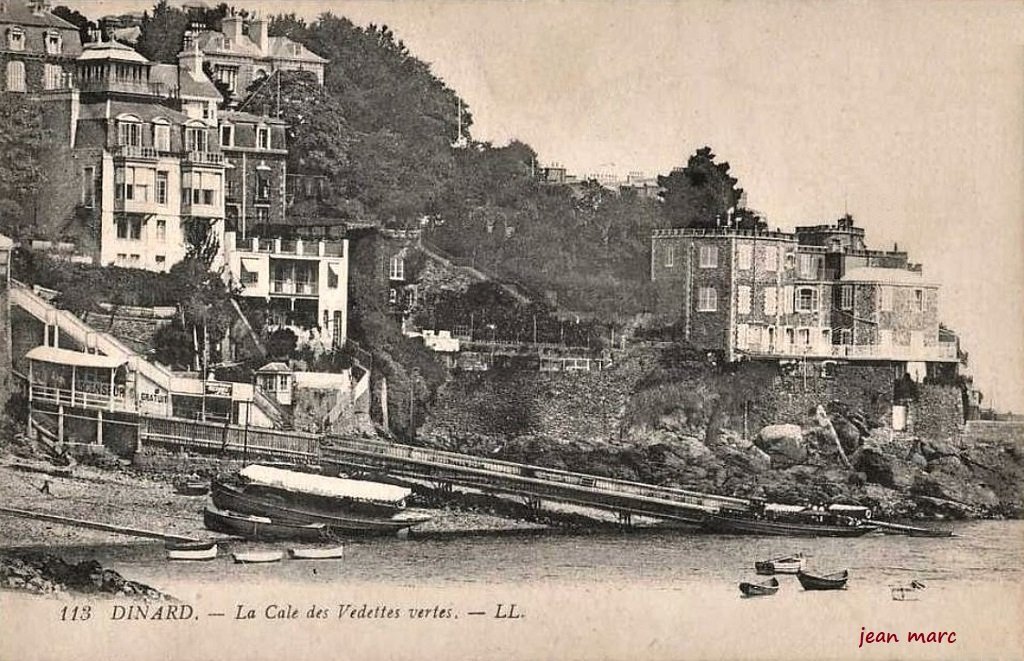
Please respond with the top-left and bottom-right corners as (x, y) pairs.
(910, 383), (963, 440)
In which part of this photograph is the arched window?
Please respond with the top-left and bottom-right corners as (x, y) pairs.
(6, 60), (25, 92)
(6, 27), (25, 51)
(45, 31), (63, 55)
(116, 114), (143, 147)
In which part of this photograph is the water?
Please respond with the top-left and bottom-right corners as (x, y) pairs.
(5, 521), (1023, 661)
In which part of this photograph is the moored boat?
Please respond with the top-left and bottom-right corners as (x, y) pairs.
(232, 550), (284, 564)
(203, 505), (329, 542)
(739, 577), (779, 597)
(796, 569), (849, 590)
(288, 545), (345, 560)
(754, 553), (805, 575)
(173, 478), (209, 496)
(236, 465), (411, 517)
(211, 479), (432, 535)
(706, 514), (876, 537)
(167, 542), (218, 561)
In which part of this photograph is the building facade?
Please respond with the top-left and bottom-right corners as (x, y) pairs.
(39, 38), (226, 272)
(220, 110), (288, 235)
(223, 231), (349, 348)
(650, 216), (955, 365)
(1, 0), (82, 94)
(190, 13), (326, 100)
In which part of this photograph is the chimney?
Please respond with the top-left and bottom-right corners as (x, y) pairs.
(221, 14), (243, 41)
(252, 15), (269, 54)
(178, 39), (202, 77)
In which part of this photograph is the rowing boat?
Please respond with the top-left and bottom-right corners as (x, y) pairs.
(739, 577), (779, 597)
(288, 545), (345, 560)
(203, 505), (329, 542)
(167, 543), (218, 561)
(232, 550), (284, 564)
(754, 553), (805, 575)
(796, 569), (849, 590)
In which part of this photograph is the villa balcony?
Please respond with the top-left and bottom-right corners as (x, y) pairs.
(270, 280), (318, 297)
(112, 145), (160, 161)
(242, 236), (345, 259)
(183, 151), (225, 166)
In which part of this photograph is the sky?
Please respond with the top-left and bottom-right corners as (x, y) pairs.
(67, 0), (1024, 411)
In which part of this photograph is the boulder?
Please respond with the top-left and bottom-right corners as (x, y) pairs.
(921, 438), (960, 461)
(854, 447), (896, 487)
(756, 424), (807, 468)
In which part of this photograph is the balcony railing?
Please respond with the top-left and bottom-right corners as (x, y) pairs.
(184, 151), (224, 165)
(271, 280), (318, 296)
(29, 383), (131, 412)
(113, 145), (159, 160)
(739, 341), (958, 362)
(240, 237), (344, 258)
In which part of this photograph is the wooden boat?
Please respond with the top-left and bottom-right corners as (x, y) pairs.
(739, 577), (780, 597)
(212, 480), (432, 535)
(705, 514), (876, 537)
(236, 465), (411, 517)
(203, 505), (330, 542)
(164, 539), (217, 551)
(232, 550), (284, 564)
(167, 543), (218, 561)
(906, 527), (954, 538)
(797, 569), (849, 590)
(288, 545), (345, 560)
(754, 553), (806, 575)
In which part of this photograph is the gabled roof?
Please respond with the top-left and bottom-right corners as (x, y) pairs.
(191, 29), (326, 64)
(26, 345), (126, 370)
(0, 1), (79, 30)
(256, 361), (291, 374)
(266, 36), (327, 63)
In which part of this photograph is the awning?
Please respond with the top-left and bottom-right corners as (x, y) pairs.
(25, 346), (126, 370)
(240, 257), (260, 272)
(239, 465), (411, 505)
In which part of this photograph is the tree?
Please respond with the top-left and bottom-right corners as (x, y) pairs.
(52, 6), (95, 45)
(0, 96), (46, 239)
(136, 0), (190, 63)
(161, 258), (236, 369)
(266, 328), (298, 359)
(182, 217), (221, 267)
(658, 146), (744, 229)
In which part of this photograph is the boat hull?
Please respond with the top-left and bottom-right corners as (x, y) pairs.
(797, 570), (849, 590)
(167, 544), (218, 561)
(203, 505), (329, 542)
(233, 551), (284, 564)
(288, 546), (345, 560)
(739, 578), (779, 597)
(212, 481), (432, 535)
(755, 557), (805, 574)
(706, 515), (876, 537)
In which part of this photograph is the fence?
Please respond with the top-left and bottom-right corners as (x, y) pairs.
(139, 414), (321, 463)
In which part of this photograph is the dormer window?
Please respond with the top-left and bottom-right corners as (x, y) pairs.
(152, 118), (171, 152)
(7, 27), (25, 51)
(117, 116), (142, 147)
(257, 126), (270, 150)
(45, 31), (63, 55)
(220, 124), (234, 147)
(184, 124), (208, 153)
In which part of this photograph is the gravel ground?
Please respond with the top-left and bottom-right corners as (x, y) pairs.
(0, 461), (543, 549)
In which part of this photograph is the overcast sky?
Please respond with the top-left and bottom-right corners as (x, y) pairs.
(67, 0), (1024, 410)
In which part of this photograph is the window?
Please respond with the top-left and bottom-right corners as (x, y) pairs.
(257, 126), (270, 150)
(115, 216), (142, 240)
(116, 253), (126, 263)
(156, 171), (168, 205)
(663, 245), (675, 267)
(697, 287), (717, 312)
(797, 328), (811, 346)
(155, 255), (166, 268)
(115, 167), (150, 202)
(129, 254), (140, 264)
(255, 206), (269, 223)
(764, 245), (779, 271)
(914, 289), (924, 312)
(764, 287), (777, 315)
(153, 122), (170, 151)
(214, 65), (237, 92)
(840, 284), (853, 310)
(6, 60), (25, 92)
(781, 285), (794, 314)
(181, 171), (218, 207)
(699, 245), (718, 268)
(795, 287), (819, 312)
(118, 120), (142, 147)
(880, 286), (894, 312)
(220, 124), (233, 147)
(42, 63), (62, 90)
(6, 27), (24, 51)
(388, 288), (397, 304)
(81, 167), (95, 207)
(185, 126), (208, 153)
(737, 244), (752, 270)
(737, 285), (751, 314)
(798, 254), (817, 279)
(255, 172), (271, 201)
(45, 31), (62, 55)
(155, 219), (166, 241)
(879, 329), (893, 346)
(835, 328), (852, 345)
(389, 254), (405, 280)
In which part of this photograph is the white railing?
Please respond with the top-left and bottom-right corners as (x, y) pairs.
(29, 384), (131, 412)
(739, 340), (958, 362)
(271, 280), (318, 295)
(113, 145), (159, 160)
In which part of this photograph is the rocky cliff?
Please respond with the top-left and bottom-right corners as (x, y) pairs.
(420, 348), (1023, 519)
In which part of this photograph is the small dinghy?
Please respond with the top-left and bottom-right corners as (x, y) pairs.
(232, 550), (284, 564)
(739, 577), (779, 597)
(166, 541), (218, 561)
(797, 569), (849, 591)
(754, 553), (806, 575)
(288, 545), (345, 560)
(890, 580), (927, 601)
(173, 478), (209, 496)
